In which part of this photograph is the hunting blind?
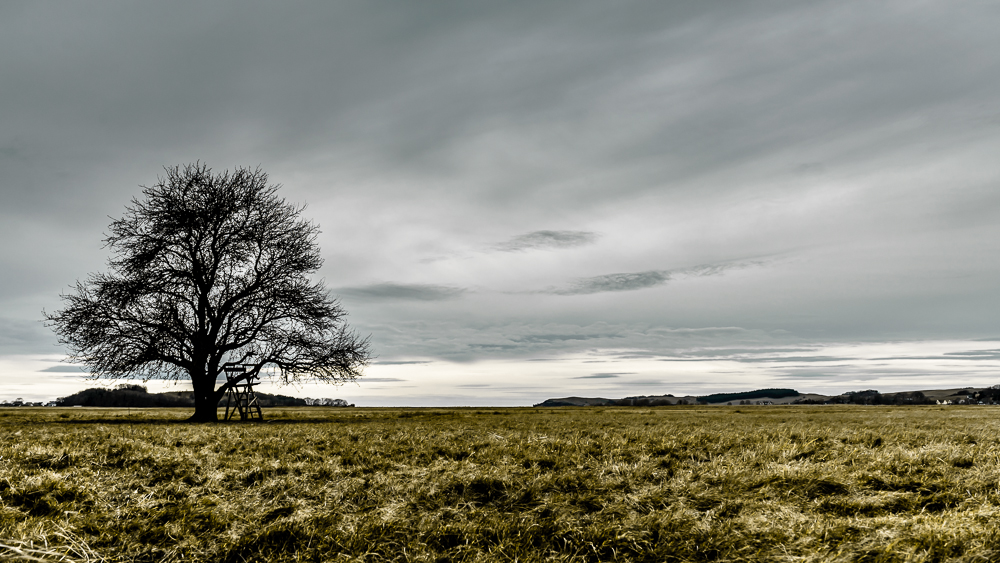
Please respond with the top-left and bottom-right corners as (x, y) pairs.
(223, 364), (263, 421)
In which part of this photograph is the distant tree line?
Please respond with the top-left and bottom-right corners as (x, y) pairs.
(614, 389), (801, 406)
(795, 390), (935, 405)
(611, 396), (678, 407)
(49, 385), (353, 408)
(696, 388), (799, 404)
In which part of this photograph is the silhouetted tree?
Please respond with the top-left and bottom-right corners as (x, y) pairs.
(45, 163), (371, 421)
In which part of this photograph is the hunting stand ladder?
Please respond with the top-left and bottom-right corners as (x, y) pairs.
(223, 364), (263, 421)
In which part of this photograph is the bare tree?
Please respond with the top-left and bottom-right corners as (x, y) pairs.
(45, 163), (371, 421)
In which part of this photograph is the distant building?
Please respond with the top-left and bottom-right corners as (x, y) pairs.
(304, 397), (353, 407)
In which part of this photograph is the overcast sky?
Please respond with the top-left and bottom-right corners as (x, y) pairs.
(3, 1), (1000, 405)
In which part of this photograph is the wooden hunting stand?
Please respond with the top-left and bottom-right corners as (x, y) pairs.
(223, 364), (263, 421)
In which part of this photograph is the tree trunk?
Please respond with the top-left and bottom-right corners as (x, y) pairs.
(189, 392), (220, 422)
(188, 364), (221, 422)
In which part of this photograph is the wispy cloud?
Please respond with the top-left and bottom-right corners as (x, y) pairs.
(496, 230), (598, 252)
(337, 283), (466, 301)
(573, 372), (635, 379)
(944, 349), (1000, 359)
(554, 270), (670, 295)
(617, 379), (667, 386)
(38, 365), (87, 373)
(681, 262), (764, 277)
(515, 333), (620, 343)
(736, 356), (854, 364)
(548, 260), (764, 296)
(871, 350), (1000, 361)
(358, 377), (407, 383)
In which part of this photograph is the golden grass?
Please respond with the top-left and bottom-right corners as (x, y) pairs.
(3, 406), (1000, 561)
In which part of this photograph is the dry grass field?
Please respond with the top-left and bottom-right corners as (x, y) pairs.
(3, 405), (1000, 562)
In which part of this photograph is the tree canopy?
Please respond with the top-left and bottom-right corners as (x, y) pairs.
(45, 163), (371, 421)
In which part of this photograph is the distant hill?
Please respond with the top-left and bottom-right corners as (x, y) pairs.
(535, 386), (1000, 407)
(534, 395), (681, 407)
(56, 385), (308, 408)
(534, 397), (617, 407)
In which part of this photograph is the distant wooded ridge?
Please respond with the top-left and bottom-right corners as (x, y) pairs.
(697, 388), (799, 403)
(534, 388), (799, 407)
(535, 386), (1000, 407)
(45, 385), (353, 408)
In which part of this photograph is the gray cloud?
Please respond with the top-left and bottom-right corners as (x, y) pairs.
(39, 365), (88, 373)
(615, 379), (666, 387)
(554, 270), (670, 295)
(573, 373), (635, 379)
(735, 356), (855, 364)
(772, 371), (844, 380)
(680, 262), (765, 278)
(943, 349), (1000, 359)
(546, 260), (765, 296)
(514, 333), (620, 343)
(337, 283), (465, 302)
(871, 350), (1000, 361)
(467, 343), (521, 351)
(496, 230), (598, 252)
(665, 347), (816, 358)
(0, 317), (52, 354)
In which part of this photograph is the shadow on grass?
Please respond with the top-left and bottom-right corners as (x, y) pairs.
(3, 407), (520, 426)
(43, 413), (463, 425)
(44, 417), (361, 425)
